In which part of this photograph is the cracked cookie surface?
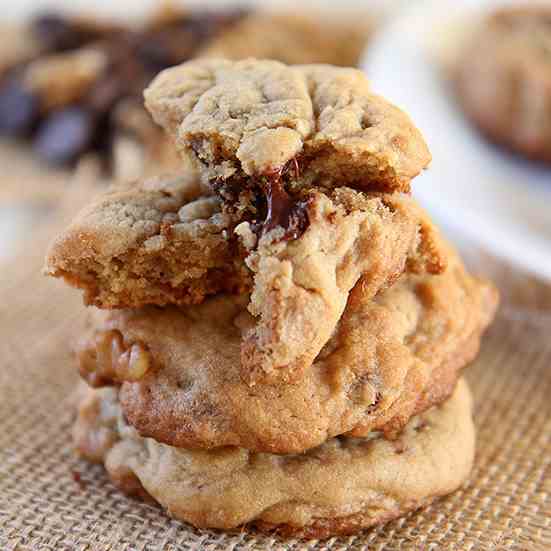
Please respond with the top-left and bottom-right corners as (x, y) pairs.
(144, 58), (431, 196)
(74, 378), (475, 538)
(75, 242), (496, 454)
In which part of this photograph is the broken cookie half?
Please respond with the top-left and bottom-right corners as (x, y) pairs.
(45, 173), (249, 309)
(144, 59), (431, 202)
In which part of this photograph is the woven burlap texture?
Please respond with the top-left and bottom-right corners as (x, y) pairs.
(0, 168), (550, 551)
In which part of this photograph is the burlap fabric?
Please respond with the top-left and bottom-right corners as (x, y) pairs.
(0, 158), (549, 551)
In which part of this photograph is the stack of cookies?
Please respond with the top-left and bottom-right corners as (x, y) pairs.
(45, 59), (498, 538)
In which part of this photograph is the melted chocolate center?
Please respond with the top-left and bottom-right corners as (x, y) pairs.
(263, 179), (309, 241)
(261, 159), (309, 241)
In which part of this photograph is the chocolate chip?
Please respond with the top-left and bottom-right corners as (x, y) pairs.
(263, 180), (309, 241)
(0, 78), (39, 135)
(34, 107), (96, 164)
(137, 30), (195, 73)
(181, 10), (248, 41)
(393, 440), (406, 454)
(88, 75), (126, 114)
(31, 14), (83, 52)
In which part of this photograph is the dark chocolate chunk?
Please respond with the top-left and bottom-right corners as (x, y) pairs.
(263, 180), (309, 241)
(95, 34), (153, 102)
(137, 29), (195, 73)
(0, 78), (39, 136)
(88, 75), (127, 115)
(34, 107), (96, 164)
(31, 14), (84, 52)
(260, 158), (308, 240)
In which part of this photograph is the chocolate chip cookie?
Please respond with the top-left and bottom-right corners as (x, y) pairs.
(454, 5), (551, 162)
(199, 13), (373, 67)
(74, 241), (496, 454)
(74, 378), (475, 538)
(144, 59), (431, 198)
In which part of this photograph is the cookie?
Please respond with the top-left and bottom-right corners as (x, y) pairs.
(75, 242), (497, 454)
(44, 172), (250, 308)
(144, 59), (431, 199)
(74, 378), (475, 538)
(0, 25), (41, 77)
(47, 179), (446, 382)
(199, 13), (373, 67)
(454, 5), (551, 163)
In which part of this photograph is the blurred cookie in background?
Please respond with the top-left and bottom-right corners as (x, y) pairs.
(454, 4), (551, 164)
(111, 99), (185, 181)
(199, 12), (373, 67)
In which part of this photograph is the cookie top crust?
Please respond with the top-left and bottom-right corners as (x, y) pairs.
(75, 378), (475, 537)
(75, 243), (497, 454)
(144, 58), (431, 193)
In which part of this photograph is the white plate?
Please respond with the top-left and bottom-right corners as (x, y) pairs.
(362, 0), (551, 281)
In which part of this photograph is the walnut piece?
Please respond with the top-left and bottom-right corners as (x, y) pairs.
(78, 330), (151, 387)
